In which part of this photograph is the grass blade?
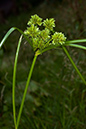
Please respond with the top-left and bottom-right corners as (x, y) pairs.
(0, 27), (33, 128)
(65, 39), (86, 44)
(0, 26), (34, 129)
(0, 27), (32, 49)
(66, 44), (86, 50)
(16, 54), (37, 129)
(14, 27), (32, 47)
(62, 46), (86, 85)
(40, 44), (60, 54)
(13, 35), (23, 129)
(0, 28), (15, 49)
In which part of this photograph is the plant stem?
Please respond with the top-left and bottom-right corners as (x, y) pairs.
(62, 46), (86, 85)
(13, 35), (23, 129)
(16, 54), (38, 129)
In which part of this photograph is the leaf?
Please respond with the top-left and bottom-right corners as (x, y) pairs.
(62, 46), (86, 85)
(0, 27), (32, 49)
(66, 43), (86, 50)
(65, 39), (86, 44)
(0, 28), (15, 49)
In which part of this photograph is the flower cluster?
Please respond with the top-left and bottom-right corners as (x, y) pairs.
(52, 32), (66, 45)
(27, 14), (42, 26)
(24, 14), (66, 51)
(43, 18), (55, 31)
(24, 24), (39, 37)
(32, 28), (50, 51)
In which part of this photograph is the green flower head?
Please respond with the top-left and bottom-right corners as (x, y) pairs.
(27, 14), (42, 26)
(32, 37), (45, 51)
(32, 38), (39, 50)
(52, 32), (66, 45)
(43, 18), (55, 31)
(39, 29), (50, 41)
(25, 24), (39, 37)
(24, 14), (67, 51)
(32, 29), (50, 51)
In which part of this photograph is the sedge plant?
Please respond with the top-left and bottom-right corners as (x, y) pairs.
(0, 14), (86, 129)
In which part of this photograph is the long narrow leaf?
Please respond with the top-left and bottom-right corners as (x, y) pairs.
(40, 44), (60, 54)
(0, 28), (15, 49)
(0, 27), (32, 49)
(65, 39), (86, 44)
(65, 43), (86, 50)
(14, 27), (32, 47)
(16, 54), (37, 129)
(0, 26), (33, 128)
(13, 35), (23, 129)
(62, 46), (86, 85)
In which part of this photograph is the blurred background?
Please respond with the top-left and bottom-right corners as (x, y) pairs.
(0, 0), (86, 128)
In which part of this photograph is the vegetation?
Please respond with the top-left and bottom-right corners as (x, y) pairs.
(0, 1), (86, 129)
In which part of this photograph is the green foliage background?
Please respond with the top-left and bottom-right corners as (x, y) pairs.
(0, 1), (86, 129)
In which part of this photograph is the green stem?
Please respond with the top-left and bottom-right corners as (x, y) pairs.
(62, 46), (86, 85)
(16, 54), (38, 129)
(13, 35), (23, 129)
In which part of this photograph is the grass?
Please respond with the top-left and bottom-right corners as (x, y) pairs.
(1, 46), (86, 129)
(0, 4), (86, 129)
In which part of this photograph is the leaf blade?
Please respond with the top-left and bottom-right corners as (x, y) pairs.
(66, 43), (86, 50)
(0, 27), (32, 49)
(65, 39), (86, 44)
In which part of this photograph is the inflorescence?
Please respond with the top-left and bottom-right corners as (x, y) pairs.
(24, 14), (66, 51)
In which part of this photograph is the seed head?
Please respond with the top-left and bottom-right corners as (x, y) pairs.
(27, 14), (42, 26)
(52, 32), (66, 45)
(43, 18), (55, 31)
(25, 24), (39, 37)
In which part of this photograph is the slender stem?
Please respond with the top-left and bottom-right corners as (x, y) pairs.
(62, 46), (86, 85)
(13, 35), (23, 129)
(16, 54), (38, 129)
